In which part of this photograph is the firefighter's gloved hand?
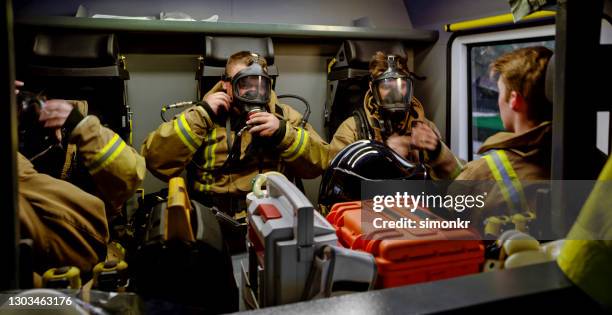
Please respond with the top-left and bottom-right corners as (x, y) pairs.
(410, 122), (439, 152)
(247, 112), (280, 137)
(499, 230), (559, 269)
(203, 91), (231, 115)
(39, 99), (84, 141)
(386, 133), (411, 159)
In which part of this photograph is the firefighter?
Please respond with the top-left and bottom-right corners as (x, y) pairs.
(142, 51), (328, 217)
(450, 46), (554, 233)
(18, 152), (109, 274)
(16, 80), (145, 219)
(328, 52), (462, 179)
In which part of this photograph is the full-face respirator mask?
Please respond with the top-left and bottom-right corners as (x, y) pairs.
(370, 55), (415, 137)
(222, 53), (272, 119)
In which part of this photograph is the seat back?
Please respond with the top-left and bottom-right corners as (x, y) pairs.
(23, 32), (130, 141)
(325, 40), (406, 140)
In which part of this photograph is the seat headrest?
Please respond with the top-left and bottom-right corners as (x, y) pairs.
(204, 36), (275, 67)
(31, 33), (119, 67)
(545, 53), (555, 103)
(342, 40), (406, 68)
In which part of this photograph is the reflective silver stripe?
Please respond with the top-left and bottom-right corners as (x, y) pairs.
(88, 136), (123, 172)
(177, 115), (199, 150)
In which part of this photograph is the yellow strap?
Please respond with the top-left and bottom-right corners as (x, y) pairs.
(129, 119), (133, 146)
(327, 57), (337, 74)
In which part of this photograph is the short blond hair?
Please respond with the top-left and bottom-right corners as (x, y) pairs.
(490, 46), (553, 121)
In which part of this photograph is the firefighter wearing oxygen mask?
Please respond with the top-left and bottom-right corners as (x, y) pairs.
(327, 52), (462, 179)
(14, 81), (145, 221)
(142, 51), (329, 219)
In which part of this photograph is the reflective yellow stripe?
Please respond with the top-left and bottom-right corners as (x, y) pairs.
(91, 134), (120, 163)
(286, 130), (309, 162)
(281, 128), (303, 158)
(484, 150), (530, 212)
(209, 129), (217, 168)
(174, 119), (195, 152)
(204, 173), (213, 192)
(196, 182), (205, 192)
(206, 129), (217, 191)
(88, 134), (127, 174)
(282, 128), (309, 161)
(173, 113), (201, 152)
(496, 150), (530, 211)
(197, 173), (213, 192)
(199, 129), (217, 192)
(484, 154), (516, 211)
(203, 132), (212, 169)
(180, 114), (201, 147)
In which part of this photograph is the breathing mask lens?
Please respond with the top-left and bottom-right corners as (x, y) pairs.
(235, 75), (271, 104)
(230, 54), (272, 116)
(374, 77), (413, 112)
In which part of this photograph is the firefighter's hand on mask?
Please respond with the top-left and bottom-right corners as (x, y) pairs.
(410, 122), (438, 151)
(247, 112), (280, 137)
(39, 99), (73, 129)
(203, 92), (231, 115)
(386, 133), (411, 159)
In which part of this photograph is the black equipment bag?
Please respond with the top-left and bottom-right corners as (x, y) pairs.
(131, 198), (239, 314)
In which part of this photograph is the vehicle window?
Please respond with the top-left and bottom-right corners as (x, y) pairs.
(469, 40), (555, 159)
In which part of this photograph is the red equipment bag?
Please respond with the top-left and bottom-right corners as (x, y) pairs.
(326, 201), (484, 288)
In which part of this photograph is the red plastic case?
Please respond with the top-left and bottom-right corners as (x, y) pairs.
(326, 201), (484, 288)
